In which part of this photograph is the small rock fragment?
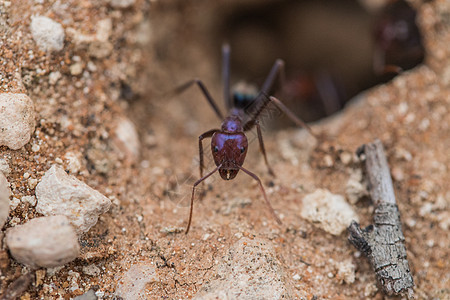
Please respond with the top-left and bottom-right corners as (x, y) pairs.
(64, 151), (82, 174)
(21, 195), (36, 206)
(115, 263), (158, 299)
(31, 144), (40, 152)
(70, 62), (83, 76)
(0, 158), (11, 175)
(0, 172), (11, 228)
(300, 189), (359, 235)
(30, 16), (65, 52)
(5, 215), (79, 268)
(35, 165), (111, 233)
(346, 169), (369, 204)
(82, 264), (101, 276)
(48, 71), (62, 85)
(113, 117), (140, 162)
(27, 178), (38, 189)
(0, 93), (35, 150)
(194, 237), (294, 299)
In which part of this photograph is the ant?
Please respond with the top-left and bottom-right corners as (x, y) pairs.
(175, 44), (315, 234)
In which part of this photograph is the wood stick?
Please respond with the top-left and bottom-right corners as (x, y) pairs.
(348, 139), (414, 298)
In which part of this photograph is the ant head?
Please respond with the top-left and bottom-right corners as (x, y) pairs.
(211, 132), (248, 180)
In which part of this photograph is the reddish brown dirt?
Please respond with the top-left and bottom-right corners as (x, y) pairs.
(0, 0), (449, 299)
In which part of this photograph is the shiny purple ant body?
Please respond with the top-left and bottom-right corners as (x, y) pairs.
(176, 44), (314, 233)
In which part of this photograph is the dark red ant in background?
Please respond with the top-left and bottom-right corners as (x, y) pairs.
(373, 0), (424, 75)
(175, 44), (315, 234)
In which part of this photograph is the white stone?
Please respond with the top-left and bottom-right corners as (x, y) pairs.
(0, 172), (11, 228)
(64, 151), (82, 174)
(114, 117), (140, 162)
(0, 158), (11, 175)
(5, 215), (79, 268)
(35, 165), (111, 233)
(21, 195), (37, 206)
(0, 93), (35, 150)
(115, 263), (158, 299)
(30, 16), (65, 51)
(301, 189), (359, 235)
(49, 71), (62, 85)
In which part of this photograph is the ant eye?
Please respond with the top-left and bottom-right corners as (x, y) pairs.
(214, 146), (219, 153)
(240, 147), (245, 153)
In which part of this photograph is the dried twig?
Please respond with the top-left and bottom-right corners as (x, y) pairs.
(348, 139), (414, 298)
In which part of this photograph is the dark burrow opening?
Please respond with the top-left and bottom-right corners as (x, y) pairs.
(209, 0), (424, 125)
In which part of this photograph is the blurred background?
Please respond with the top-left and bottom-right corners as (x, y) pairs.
(146, 0), (423, 130)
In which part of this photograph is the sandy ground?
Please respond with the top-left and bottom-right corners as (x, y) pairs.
(0, 0), (449, 299)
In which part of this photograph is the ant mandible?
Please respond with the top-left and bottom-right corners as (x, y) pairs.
(175, 44), (315, 234)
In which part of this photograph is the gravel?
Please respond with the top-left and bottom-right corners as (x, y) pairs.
(300, 189), (359, 235)
(35, 165), (111, 234)
(5, 215), (79, 268)
(0, 93), (35, 150)
(113, 117), (140, 162)
(30, 16), (65, 52)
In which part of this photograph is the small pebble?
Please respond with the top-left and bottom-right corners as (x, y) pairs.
(0, 173), (11, 228)
(113, 117), (140, 162)
(82, 264), (101, 276)
(48, 71), (62, 85)
(10, 197), (20, 210)
(23, 172), (30, 179)
(0, 93), (36, 150)
(323, 155), (334, 167)
(70, 62), (83, 76)
(30, 16), (65, 51)
(339, 152), (352, 165)
(301, 189), (359, 235)
(28, 178), (38, 189)
(31, 144), (40, 152)
(35, 165), (111, 233)
(5, 215), (80, 268)
(0, 158), (11, 175)
(64, 151), (82, 174)
(21, 195), (37, 206)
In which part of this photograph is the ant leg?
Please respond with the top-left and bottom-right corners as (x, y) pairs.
(237, 165), (282, 225)
(254, 120), (275, 177)
(243, 95), (316, 138)
(186, 164), (222, 234)
(269, 96), (317, 138)
(172, 79), (224, 120)
(222, 43), (232, 111)
(261, 59), (285, 95)
(199, 129), (220, 178)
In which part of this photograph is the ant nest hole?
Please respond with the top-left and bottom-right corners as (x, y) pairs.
(151, 0), (423, 127)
